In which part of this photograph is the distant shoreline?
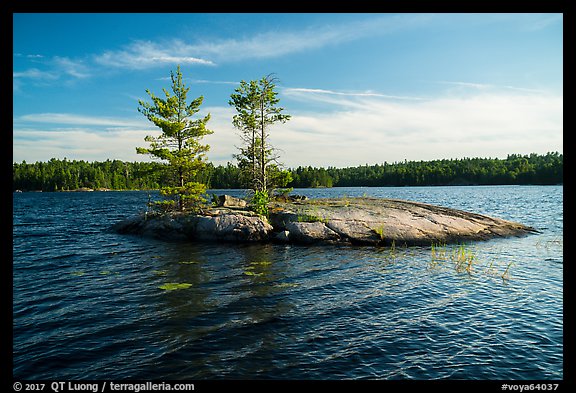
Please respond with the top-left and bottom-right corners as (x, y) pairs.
(12, 152), (563, 191)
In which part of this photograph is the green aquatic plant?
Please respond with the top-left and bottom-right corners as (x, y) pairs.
(451, 244), (477, 274)
(431, 242), (447, 260)
(243, 271), (264, 277)
(179, 261), (198, 265)
(158, 283), (192, 291)
(100, 270), (112, 275)
(250, 261), (272, 267)
(373, 225), (385, 241)
(501, 262), (515, 280)
(429, 242), (448, 269)
(70, 271), (86, 277)
(244, 260), (273, 277)
(428, 243), (481, 275)
(152, 270), (168, 276)
(388, 239), (397, 258)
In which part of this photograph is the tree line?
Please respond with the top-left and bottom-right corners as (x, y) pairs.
(289, 152), (563, 188)
(13, 152), (562, 192)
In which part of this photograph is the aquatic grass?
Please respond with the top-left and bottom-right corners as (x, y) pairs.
(427, 242), (518, 282)
(485, 260), (497, 275)
(179, 261), (198, 265)
(70, 271), (86, 277)
(152, 270), (168, 276)
(158, 282), (192, 291)
(388, 239), (397, 259)
(428, 243), (481, 275)
(501, 262), (515, 281)
(243, 271), (264, 277)
(244, 260), (273, 277)
(378, 239), (406, 264)
(429, 242), (448, 268)
(373, 225), (385, 241)
(250, 261), (272, 267)
(450, 244), (478, 274)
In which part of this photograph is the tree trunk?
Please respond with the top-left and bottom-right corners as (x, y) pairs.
(260, 94), (266, 193)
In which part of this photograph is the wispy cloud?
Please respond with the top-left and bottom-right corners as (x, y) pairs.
(13, 55), (91, 92)
(13, 113), (158, 162)
(13, 68), (58, 80)
(13, 128), (159, 162)
(18, 113), (148, 128)
(183, 14), (430, 63)
(190, 79), (240, 86)
(436, 81), (492, 90)
(284, 87), (424, 101)
(94, 40), (215, 69)
(437, 81), (547, 94)
(52, 56), (91, 79)
(91, 14), (432, 70)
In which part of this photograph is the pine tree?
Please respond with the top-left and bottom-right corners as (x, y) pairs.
(137, 65), (213, 211)
(229, 75), (291, 195)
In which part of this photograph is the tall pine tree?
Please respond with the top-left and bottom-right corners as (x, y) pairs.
(137, 65), (213, 211)
(229, 74), (291, 195)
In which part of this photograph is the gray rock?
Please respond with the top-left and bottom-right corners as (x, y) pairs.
(192, 212), (272, 242)
(112, 209), (271, 242)
(285, 221), (341, 244)
(268, 197), (538, 246)
(218, 195), (247, 209)
(113, 197), (537, 246)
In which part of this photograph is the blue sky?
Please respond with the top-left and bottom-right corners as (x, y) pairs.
(13, 13), (563, 167)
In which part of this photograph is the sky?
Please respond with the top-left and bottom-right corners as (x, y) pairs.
(13, 13), (563, 168)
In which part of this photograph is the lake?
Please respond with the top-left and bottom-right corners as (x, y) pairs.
(12, 185), (563, 380)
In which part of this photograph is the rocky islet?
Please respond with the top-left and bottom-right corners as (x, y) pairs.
(112, 195), (538, 246)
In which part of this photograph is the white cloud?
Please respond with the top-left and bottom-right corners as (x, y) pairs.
(13, 90), (562, 168)
(188, 14), (432, 62)
(18, 113), (149, 128)
(52, 56), (91, 79)
(185, 89), (562, 167)
(13, 128), (159, 163)
(13, 68), (58, 80)
(13, 113), (158, 162)
(436, 81), (548, 95)
(95, 40), (215, 69)
(92, 14), (432, 70)
(273, 90), (563, 167)
(13, 56), (91, 92)
(189, 79), (240, 86)
(283, 87), (424, 101)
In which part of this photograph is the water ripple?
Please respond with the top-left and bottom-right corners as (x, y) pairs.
(13, 186), (563, 379)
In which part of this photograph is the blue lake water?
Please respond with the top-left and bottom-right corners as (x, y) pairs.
(12, 185), (563, 380)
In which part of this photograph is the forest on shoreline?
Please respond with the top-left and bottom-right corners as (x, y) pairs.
(13, 152), (563, 192)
